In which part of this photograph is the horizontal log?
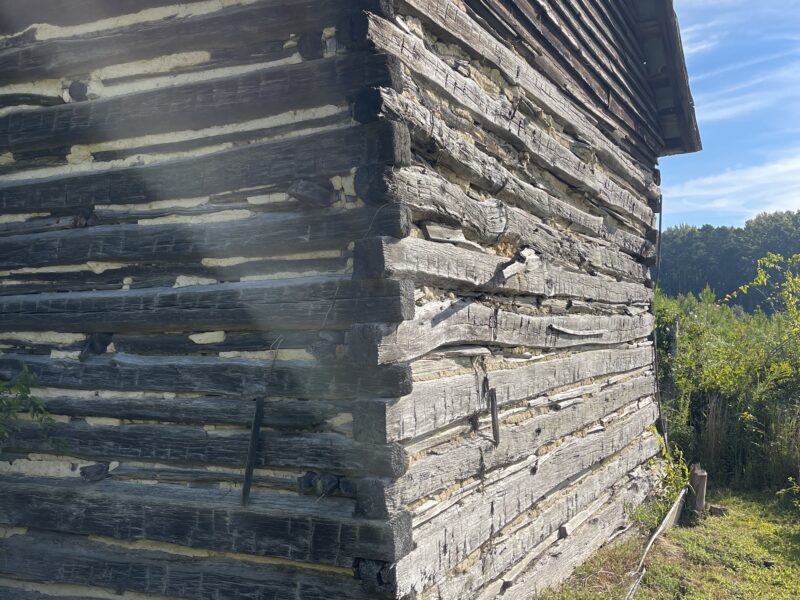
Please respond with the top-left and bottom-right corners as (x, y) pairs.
(398, 0), (657, 196)
(0, 588), (96, 600)
(360, 374), (655, 512)
(5, 421), (408, 477)
(0, 352), (412, 400)
(0, 0), (207, 34)
(365, 14), (654, 227)
(0, 531), (376, 600)
(0, 206), (408, 269)
(357, 165), (649, 281)
(0, 0), (384, 84)
(498, 471), (653, 599)
(354, 346), (653, 442)
(354, 237), (653, 305)
(41, 395), (341, 429)
(112, 330), (345, 357)
(390, 405), (659, 595)
(351, 299), (654, 364)
(369, 90), (655, 260)
(438, 461), (656, 600)
(0, 276), (414, 333)
(0, 53), (392, 152)
(0, 120), (410, 214)
(0, 475), (413, 565)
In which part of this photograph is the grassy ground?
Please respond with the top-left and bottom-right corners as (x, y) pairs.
(540, 490), (800, 599)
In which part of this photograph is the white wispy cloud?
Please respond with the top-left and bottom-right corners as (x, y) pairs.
(664, 152), (800, 221)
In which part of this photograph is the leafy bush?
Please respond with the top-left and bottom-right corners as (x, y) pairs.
(0, 367), (48, 446)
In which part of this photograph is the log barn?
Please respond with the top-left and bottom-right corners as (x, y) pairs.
(0, 1), (700, 598)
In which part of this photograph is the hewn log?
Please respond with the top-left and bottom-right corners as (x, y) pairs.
(351, 299), (654, 364)
(0, 475), (413, 565)
(0, 53), (393, 152)
(0, 352), (412, 400)
(389, 406), (659, 595)
(354, 346), (653, 442)
(367, 90), (655, 260)
(0, 531), (377, 600)
(357, 375), (655, 514)
(0, 276), (414, 333)
(365, 14), (654, 227)
(0, 0), (385, 84)
(357, 165), (649, 281)
(398, 0), (657, 196)
(439, 460), (656, 600)
(5, 421), (408, 477)
(0, 206), (408, 270)
(0, 120), (410, 214)
(354, 236), (652, 305)
(41, 395), (341, 429)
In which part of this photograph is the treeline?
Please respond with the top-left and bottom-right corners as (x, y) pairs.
(659, 211), (800, 311)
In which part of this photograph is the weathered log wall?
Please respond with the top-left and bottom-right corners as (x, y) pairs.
(0, 0), (694, 598)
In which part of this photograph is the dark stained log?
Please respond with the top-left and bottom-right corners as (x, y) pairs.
(112, 330), (345, 357)
(361, 375), (656, 514)
(0, 531), (378, 600)
(0, 93), (64, 108)
(354, 237), (653, 305)
(354, 346), (654, 442)
(398, 0), (657, 196)
(358, 165), (649, 281)
(0, 475), (413, 564)
(0, 0), (207, 35)
(6, 421), (409, 477)
(365, 14), (655, 228)
(0, 277), (415, 333)
(41, 395), (342, 429)
(0, 257), (351, 297)
(0, 0), (387, 84)
(0, 352), (412, 400)
(368, 90), (655, 260)
(0, 120), (411, 214)
(0, 588), (97, 600)
(351, 300), (654, 364)
(0, 206), (409, 269)
(0, 213), (94, 237)
(0, 53), (393, 152)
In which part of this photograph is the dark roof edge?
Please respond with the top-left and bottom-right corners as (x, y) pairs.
(634, 0), (702, 156)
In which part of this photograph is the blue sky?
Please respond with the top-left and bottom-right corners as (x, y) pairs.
(659, 0), (800, 227)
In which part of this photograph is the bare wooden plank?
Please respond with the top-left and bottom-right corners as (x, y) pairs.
(354, 236), (653, 305)
(358, 374), (655, 513)
(365, 14), (655, 227)
(0, 206), (408, 270)
(0, 475), (413, 564)
(0, 120), (410, 214)
(0, 53), (393, 152)
(0, 276), (415, 333)
(351, 300), (654, 364)
(389, 406), (659, 595)
(357, 165), (649, 281)
(41, 395), (341, 429)
(0, 0), (384, 84)
(368, 90), (655, 260)
(398, 0), (658, 196)
(354, 346), (654, 442)
(5, 421), (409, 477)
(0, 531), (377, 600)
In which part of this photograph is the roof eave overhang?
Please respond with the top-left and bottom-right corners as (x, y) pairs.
(633, 0), (702, 156)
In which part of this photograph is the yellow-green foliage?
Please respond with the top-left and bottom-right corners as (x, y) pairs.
(0, 367), (47, 445)
(655, 276), (800, 489)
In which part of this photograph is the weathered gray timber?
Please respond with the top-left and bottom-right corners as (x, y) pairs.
(0, 0), (698, 596)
